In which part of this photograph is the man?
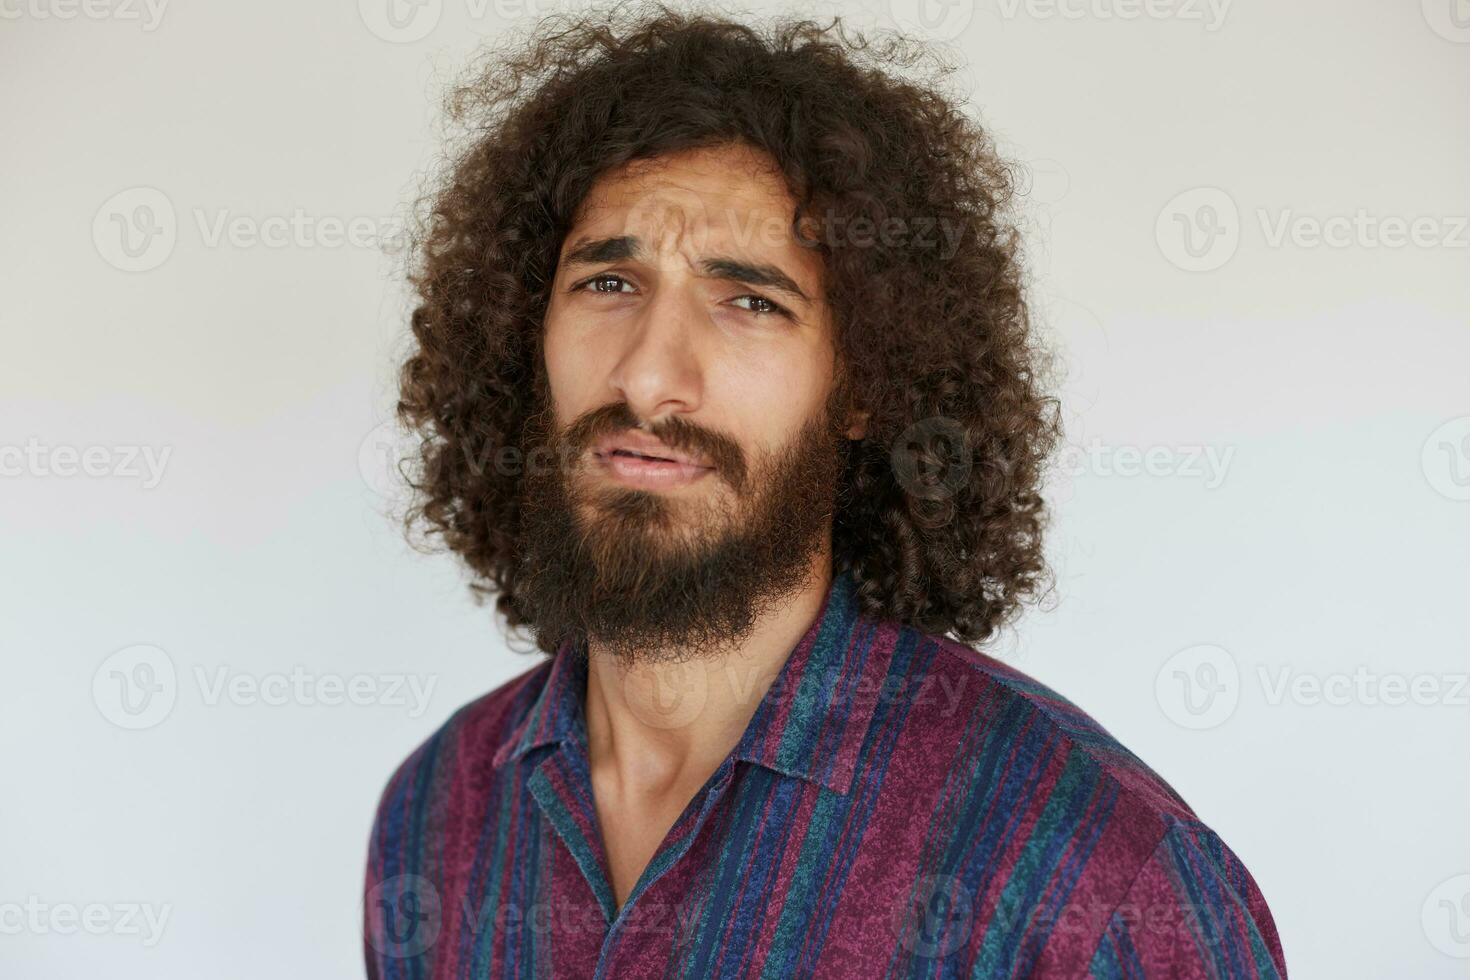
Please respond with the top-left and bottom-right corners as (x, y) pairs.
(364, 8), (1286, 977)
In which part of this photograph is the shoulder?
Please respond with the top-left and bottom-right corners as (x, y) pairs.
(918, 630), (1199, 825)
(359, 660), (552, 973)
(882, 625), (1287, 975)
(365, 657), (551, 849)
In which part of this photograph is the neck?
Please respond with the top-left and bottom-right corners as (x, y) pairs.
(582, 548), (833, 798)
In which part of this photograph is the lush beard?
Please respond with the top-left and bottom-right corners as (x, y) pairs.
(513, 394), (849, 665)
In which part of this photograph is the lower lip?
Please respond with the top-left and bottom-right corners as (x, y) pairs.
(592, 450), (714, 489)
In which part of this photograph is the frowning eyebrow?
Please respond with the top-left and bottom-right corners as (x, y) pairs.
(560, 234), (810, 304)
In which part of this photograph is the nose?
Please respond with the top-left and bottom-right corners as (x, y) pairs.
(605, 282), (704, 422)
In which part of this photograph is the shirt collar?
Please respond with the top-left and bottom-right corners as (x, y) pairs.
(491, 568), (898, 795)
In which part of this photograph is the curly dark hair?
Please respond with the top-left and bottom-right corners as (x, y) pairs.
(395, 2), (1062, 654)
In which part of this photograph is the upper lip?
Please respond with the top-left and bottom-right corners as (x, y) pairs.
(592, 431), (711, 468)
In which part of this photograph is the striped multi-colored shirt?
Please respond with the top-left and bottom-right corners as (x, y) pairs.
(363, 569), (1286, 978)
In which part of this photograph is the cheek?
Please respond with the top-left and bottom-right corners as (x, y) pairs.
(711, 346), (831, 451)
(541, 312), (599, 423)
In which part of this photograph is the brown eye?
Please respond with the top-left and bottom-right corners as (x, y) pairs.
(731, 294), (791, 319)
(574, 274), (633, 294)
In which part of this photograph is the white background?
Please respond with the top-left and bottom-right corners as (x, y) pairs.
(2, 0), (1467, 976)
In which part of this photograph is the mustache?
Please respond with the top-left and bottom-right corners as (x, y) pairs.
(559, 401), (749, 490)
